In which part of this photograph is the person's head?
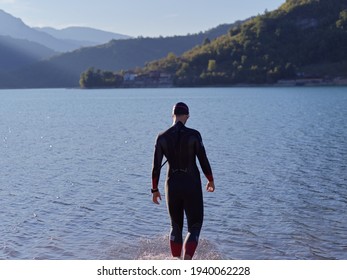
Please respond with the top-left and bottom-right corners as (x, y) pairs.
(172, 102), (189, 124)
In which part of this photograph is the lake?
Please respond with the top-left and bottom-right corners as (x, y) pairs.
(0, 87), (346, 260)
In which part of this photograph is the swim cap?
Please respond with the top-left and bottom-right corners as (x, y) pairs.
(173, 102), (189, 115)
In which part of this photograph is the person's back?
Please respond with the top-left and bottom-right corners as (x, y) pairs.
(153, 121), (213, 184)
(151, 102), (215, 260)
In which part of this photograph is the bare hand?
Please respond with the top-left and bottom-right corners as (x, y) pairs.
(152, 191), (162, 204)
(206, 181), (215, 192)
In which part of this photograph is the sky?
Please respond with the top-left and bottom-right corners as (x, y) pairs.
(1, 0), (286, 37)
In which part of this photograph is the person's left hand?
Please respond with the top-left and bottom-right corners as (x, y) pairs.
(152, 191), (162, 204)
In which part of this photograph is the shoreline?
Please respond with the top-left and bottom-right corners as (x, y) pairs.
(1, 81), (347, 91)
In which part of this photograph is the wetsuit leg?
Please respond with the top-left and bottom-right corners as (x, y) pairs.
(166, 184), (184, 257)
(166, 173), (204, 259)
(183, 184), (204, 259)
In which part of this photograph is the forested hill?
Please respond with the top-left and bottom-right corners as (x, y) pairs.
(105, 0), (347, 87)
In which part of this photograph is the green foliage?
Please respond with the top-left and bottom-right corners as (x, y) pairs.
(80, 67), (123, 88)
(203, 38), (211, 45)
(336, 9), (347, 29)
(280, 0), (319, 12)
(131, 0), (347, 86)
(207, 60), (217, 71)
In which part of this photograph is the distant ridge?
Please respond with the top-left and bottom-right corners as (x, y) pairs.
(0, 9), (78, 52)
(35, 26), (132, 46)
(0, 9), (132, 52)
(0, 35), (56, 71)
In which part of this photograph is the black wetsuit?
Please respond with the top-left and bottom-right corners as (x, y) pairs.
(152, 121), (213, 258)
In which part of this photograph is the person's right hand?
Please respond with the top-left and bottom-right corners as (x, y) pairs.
(206, 181), (215, 192)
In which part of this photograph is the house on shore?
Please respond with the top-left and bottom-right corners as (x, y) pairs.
(122, 71), (173, 87)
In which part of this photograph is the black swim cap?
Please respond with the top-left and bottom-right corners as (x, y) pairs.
(173, 102), (189, 115)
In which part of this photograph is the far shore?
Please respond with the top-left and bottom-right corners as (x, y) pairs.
(1, 79), (347, 91)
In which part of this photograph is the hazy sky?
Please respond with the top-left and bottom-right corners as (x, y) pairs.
(1, 0), (285, 37)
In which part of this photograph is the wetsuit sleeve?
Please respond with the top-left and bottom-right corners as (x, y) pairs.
(151, 135), (164, 190)
(196, 132), (214, 182)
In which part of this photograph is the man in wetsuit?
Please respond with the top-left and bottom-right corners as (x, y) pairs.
(151, 102), (215, 260)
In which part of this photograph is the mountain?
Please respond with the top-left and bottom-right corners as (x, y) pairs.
(3, 21), (244, 88)
(93, 0), (347, 87)
(0, 9), (80, 52)
(35, 26), (132, 46)
(0, 35), (56, 71)
(0, 9), (131, 53)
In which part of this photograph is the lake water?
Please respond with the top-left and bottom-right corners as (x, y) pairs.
(0, 87), (346, 260)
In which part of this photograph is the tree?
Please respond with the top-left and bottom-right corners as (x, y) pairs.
(203, 38), (211, 45)
(207, 60), (217, 72)
(336, 9), (347, 29)
(79, 67), (123, 88)
(167, 52), (177, 61)
(79, 67), (98, 88)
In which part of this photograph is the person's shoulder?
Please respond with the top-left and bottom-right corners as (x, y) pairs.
(184, 126), (201, 137)
(157, 126), (174, 138)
